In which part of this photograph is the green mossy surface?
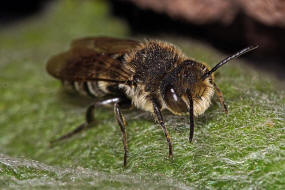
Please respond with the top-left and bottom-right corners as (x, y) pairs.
(0, 1), (284, 189)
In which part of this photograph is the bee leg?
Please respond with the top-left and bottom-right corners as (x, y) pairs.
(214, 82), (228, 114)
(188, 94), (194, 142)
(152, 100), (173, 158)
(50, 97), (121, 145)
(114, 102), (128, 167)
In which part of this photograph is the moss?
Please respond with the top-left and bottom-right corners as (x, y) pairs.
(0, 0), (284, 189)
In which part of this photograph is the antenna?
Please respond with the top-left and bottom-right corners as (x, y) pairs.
(201, 45), (259, 81)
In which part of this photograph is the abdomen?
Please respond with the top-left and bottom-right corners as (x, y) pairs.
(62, 80), (109, 98)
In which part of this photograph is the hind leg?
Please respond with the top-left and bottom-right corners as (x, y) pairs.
(50, 97), (124, 144)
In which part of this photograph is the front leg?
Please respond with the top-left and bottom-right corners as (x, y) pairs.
(152, 99), (173, 158)
(214, 82), (228, 114)
(188, 93), (195, 142)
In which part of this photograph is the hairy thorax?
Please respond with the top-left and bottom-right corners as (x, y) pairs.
(121, 40), (215, 116)
(124, 40), (186, 92)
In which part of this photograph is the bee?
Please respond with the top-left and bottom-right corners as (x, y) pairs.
(47, 37), (258, 166)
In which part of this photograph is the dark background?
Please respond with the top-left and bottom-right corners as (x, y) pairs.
(1, 0), (284, 80)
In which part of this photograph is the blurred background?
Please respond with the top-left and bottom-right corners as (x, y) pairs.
(0, 1), (284, 189)
(0, 0), (284, 80)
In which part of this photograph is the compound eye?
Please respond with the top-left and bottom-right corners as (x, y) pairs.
(164, 86), (188, 113)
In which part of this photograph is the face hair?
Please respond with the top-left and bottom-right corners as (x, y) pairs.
(201, 45), (259, 81)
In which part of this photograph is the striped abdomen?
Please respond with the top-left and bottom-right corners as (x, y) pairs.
(62, 80), (109, 98)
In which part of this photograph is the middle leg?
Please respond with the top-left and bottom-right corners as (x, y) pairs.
(152, 99), (173, 158)
(114, 102), (128, 167)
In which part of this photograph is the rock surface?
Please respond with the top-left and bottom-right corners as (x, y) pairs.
(129, 0), (285, 27)
(126, 0), (285, 57)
